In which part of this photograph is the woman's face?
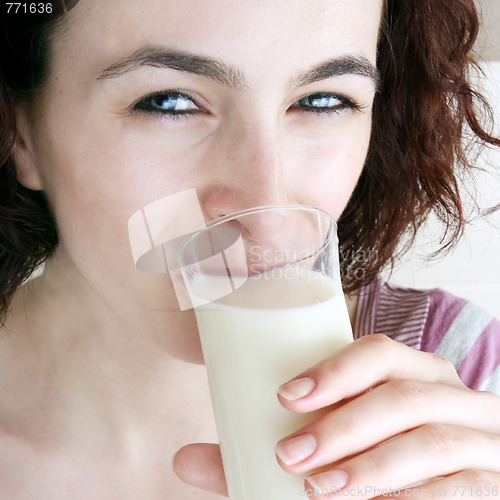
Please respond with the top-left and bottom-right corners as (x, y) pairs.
(16, 0), (382, 349)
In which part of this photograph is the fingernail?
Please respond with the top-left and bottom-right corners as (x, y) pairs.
(306, 470), (349, 494)
(275, 433), (317, 466)
(278, 377), (316, 401)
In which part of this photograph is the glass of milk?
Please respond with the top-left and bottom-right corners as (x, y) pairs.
(177, 205), (353, 500)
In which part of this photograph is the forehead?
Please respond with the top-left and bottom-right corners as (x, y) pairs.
(55, 0), (383, 82)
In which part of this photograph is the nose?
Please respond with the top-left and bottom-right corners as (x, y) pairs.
(193, 117), (322, 276)
(200, 117), (297, 227)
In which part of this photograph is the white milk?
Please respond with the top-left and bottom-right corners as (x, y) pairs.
(193, 271), (353, 500)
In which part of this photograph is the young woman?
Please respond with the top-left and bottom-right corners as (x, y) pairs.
(1, 0), (499, 498)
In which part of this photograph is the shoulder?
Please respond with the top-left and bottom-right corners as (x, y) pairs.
(355, 279), (500, 393)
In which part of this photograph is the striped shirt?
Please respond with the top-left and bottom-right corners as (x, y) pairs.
(355, 279), (500, 394)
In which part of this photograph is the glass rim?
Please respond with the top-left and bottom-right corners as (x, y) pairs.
(177, 204), (338, 268)
(202, 204), (337, 230)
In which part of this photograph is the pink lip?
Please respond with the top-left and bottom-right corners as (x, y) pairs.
(193, 263), (279, 278)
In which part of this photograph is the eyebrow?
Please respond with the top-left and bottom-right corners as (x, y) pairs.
(97, 47), (245, 89)
(295, 55), (380, 90)
(97, 47), (380, 90)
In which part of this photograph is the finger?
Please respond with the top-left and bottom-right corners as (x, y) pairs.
(274, 381), (500, 474)
(277, 334), (465, 413)
(173, 443), (228, 497)
(303, 424), (500, 500)
(377, 471), (500, 499)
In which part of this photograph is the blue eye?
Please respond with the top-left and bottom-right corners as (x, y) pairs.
(134, 91), (200, 116)
(294, 92), (359, 114)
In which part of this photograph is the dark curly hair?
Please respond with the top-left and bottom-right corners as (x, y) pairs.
(338, 0), (500, 292)
(0, 0), (499, 321)
(0, 9), (63, 323)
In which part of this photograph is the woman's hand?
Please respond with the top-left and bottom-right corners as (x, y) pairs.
(275, 334), (500, 498)
(173, 334), (500, 498)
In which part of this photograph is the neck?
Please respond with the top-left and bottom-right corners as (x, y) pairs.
(2, 253), (209, 433)
(25, 249), (203, 356)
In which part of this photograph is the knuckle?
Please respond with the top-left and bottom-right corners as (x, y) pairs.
(321, 357), (344, 380)
(359, 333), (393, 348)
(418, 423), (463, 455)
(429, 353), (463, 385)
(357, 334), (401, 373)
(431, 353), (455, 373)
(385, 379), (427, 408)
(317, 356), (354, 396)
(356, 449), (388, 479)
(322, 411), (354, 444)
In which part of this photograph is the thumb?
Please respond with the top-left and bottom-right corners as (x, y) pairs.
(173, 443), (228, 497)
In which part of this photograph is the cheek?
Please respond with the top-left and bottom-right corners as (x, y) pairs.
(30, 128), (192, 311)
(34, 126), (198, 312)
(295, 116), (372, 220)
(36, 117), (195, 245)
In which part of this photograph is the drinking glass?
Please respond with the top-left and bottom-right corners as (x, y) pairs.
(178, 205), (353, 500)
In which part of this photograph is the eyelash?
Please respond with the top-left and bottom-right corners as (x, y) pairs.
(132, 90), (202, 120)
(292, 92), (362, 115)
(132, 90), (362, 119)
